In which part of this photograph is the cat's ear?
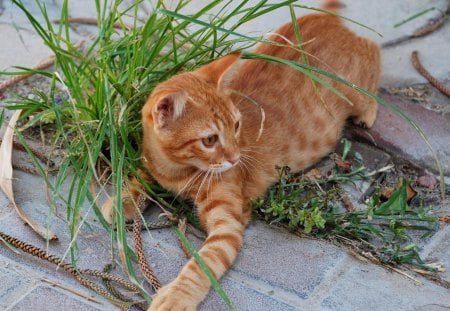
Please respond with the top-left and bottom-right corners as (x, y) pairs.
(151, 92), (186, 129)
(196, 53), (241, 90)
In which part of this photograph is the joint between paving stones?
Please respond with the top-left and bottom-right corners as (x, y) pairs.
(0, 257), (38, 308)
(227, 270), (310, 309)
(419, 223), (450, 260)
(301, 253), (355, 308)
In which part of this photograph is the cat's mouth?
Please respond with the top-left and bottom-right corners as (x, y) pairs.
(207, 160), (239, 173)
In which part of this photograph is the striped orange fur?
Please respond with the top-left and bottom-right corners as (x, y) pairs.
(102, 1), (380, 309)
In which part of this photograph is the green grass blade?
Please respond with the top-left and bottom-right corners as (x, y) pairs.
(394, 7), (437, 28)
(176, 229), (235, 311)
(0, 110), (4, 128)
(158, 9), (258, 42)
(292, 4), (383, 37)
(242, 52), (352, 105)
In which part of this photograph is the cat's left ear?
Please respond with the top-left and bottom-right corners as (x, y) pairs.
(196, 53), (241, 90)
(149, 92), (187, 129)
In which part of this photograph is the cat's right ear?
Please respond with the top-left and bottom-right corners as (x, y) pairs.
(150, 92), (186, 129)
(196, 53), (241, 90)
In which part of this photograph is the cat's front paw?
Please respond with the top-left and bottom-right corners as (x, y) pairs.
(149, 282), (198, 311)
(101, 197), (115, 224)
(101, 194), (138, 224)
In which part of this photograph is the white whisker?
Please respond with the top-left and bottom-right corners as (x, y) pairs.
(237, 161), (246, 175)
(170, 170), (204, 205)
(195, 169), (211, 202)
(240, 155), (259, 169)
(206, 170), (216, 206)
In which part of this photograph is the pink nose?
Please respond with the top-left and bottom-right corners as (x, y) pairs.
(228, 153), (240, 165)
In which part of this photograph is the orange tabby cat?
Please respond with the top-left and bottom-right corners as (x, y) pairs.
(102, 1), (380, 309)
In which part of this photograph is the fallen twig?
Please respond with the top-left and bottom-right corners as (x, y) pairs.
(410, 266), (450, 289)
(0, 137), (55, 167)
(53, 17), (132, 31)
(0, 56), (55, 93)
(0, 40), (84, 94)
(411, 50), (450, 97)
(366, 164), (395, 177)
(41, 278), (102, 304)
(382, 4), (450, 48)
(341, 194), (355, 212)
(411, 15), (447, 38)
(386, 265), (423, 285)
(439, 216), (450, 223)
(11, 163), (41, 175)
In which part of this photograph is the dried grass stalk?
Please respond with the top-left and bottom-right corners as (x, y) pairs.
(53, 17), (132, 31)
(0, 110), (57, 240)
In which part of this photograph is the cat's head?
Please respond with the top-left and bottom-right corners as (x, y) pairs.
(142, 54), (242, 173)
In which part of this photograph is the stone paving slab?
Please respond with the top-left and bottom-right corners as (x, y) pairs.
(9, 285), (102, 311)
(0, 253), (113, 310)
(2, 166), (448, 310)
(0, 264), (34, 309)
(349, 90), (450, 177)
(233, 222), (346, 300)
(0, 171), (118, 310)
(200, 277), (298, 311)
(319, 255), (450, 311)
(139, 221), (346, 310)
(0, 218), (116, 310)
(0, 24), (51, 73)
(420, 225), (450, 283)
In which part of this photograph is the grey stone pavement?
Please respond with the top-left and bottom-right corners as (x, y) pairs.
(1, 0), (450, 310)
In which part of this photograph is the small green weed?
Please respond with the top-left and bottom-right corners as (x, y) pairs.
(254, 144), (439, 271)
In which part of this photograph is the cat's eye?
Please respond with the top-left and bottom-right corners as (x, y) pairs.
(234, 121), (240, 132)
(202, 135), (218, 148)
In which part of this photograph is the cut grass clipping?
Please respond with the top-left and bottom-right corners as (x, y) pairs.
(1, 0), (443, 308)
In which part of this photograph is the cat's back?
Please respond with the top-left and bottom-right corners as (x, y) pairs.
(233, 12), (379, 105)
(229, 10), (380, 196)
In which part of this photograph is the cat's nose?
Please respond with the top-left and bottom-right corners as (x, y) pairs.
(228, 153), (240, 165)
